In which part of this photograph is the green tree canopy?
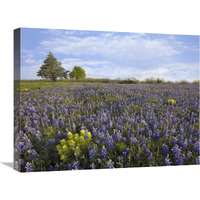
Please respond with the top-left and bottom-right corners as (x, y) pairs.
(37, 52), (65, 81)
(69, 66), (86, 80)
(144, 77), (156, 84)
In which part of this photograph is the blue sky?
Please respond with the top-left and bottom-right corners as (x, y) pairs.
(21, 28), (199, 81)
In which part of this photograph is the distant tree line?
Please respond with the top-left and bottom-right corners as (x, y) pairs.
(119, 77), (199, 84)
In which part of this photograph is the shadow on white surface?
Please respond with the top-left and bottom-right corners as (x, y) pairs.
(1, 162), (13, 168)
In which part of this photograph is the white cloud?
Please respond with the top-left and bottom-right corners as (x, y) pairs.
(21, 65), (41, 80)
(21, 30), (199, 81)
(24, 58), (36, 65)
(39, 34), (182, 64)
(21, 58), (43, 80)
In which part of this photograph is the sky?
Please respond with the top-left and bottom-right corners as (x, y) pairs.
(21, 28), (199, 81)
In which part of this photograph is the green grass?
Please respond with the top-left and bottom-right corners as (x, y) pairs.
(20, 80), (106, 91)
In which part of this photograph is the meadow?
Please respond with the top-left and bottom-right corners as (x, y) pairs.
(14, 81), (199, 172)
(20, 79), (106, 91)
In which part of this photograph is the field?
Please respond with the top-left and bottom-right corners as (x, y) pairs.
(14, 82), (200, 172)
(19, 79), (106, 91)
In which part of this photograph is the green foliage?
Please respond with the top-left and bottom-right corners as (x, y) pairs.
(120, 77), (139, 84)
(192, 80), (200, 84)
(143, 77), (164, 84)
(37, 52), (65, 82)
(69, 66), (86, 80)
(144, 77), (156, 84)
(177, 79), (189, 84)
(155, 78), (164, 84)
(20, 80), (103, 91)
(144, 77), (164, 84)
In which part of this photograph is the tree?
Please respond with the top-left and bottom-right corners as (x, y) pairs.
(156, 78), (164, 84)
(192, 80), (200, 84)
(120, 77), (140, 84)
(130, 77), (140, 84)
(37, 52), (65, 82)
(144, 77), (156, 84)
(178, 79), (189, 84)
(69, 66), (86, 80)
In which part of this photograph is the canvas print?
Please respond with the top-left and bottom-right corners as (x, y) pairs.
(14, 28), (199, 172)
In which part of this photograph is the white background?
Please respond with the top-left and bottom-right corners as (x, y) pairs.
(0, 0), (199, 199)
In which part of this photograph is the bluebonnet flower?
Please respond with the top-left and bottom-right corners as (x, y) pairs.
(95, 140), (100, 145)
(148, 154), (154, 165)
(92, 128), (98, 138)
(57, 131), (62, 138)
(152, 130), (160, 140)
(130, 136), (137, 145)
(44, 143), (48, 148)
(68, 164), (72, 170)
(192, 138), (197, 143)
(182, 139), (188, 150)
(195, 156), (200, 164)
(171, 144), (181, 158)
(137, 152), (141, 160)
(161, 144), (169, 156)
(35, 131), (41, 141)
(124, 163), (130, 168)
(193, 131), (199, 137)
(24, 125), (29, 133)
(106, 159), (114, 169)
(48, 138), (56, 145)
(116, 125), (122, 131)
(172, 137), (178, 145)
(62, 132), (67, 139)
(106, 135), (114, 149)
(164, 157), (171, 166)
(140, 137), (147, 149)
(146, 129), (152, 137)
(48, 165), (53, 171)
(55, 164), (59, 169)
(87, 145), (93, 151)
(56, 106), (60, 112)
(101, 146), (108, 159)
(193, 141), (200, 154)
(171, 144), (186, 165)
(28, 149), (37, 159)
(88, 146), (97, 161)
(113, 132), (122, 141)
(186, 151), (192, 159)
(122, 137), (127, 143)
(122, 148), (130, 158)
(25, 162), (34, 172)
(19, 159), (25, 166)
(72, 161), (79, 170)
(171, 129), (176, 136)
(145, 149), (151, 156)
(15, 131), (33, 152)
(176, 155), (185, 165)
(14, 149), (17, 157)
